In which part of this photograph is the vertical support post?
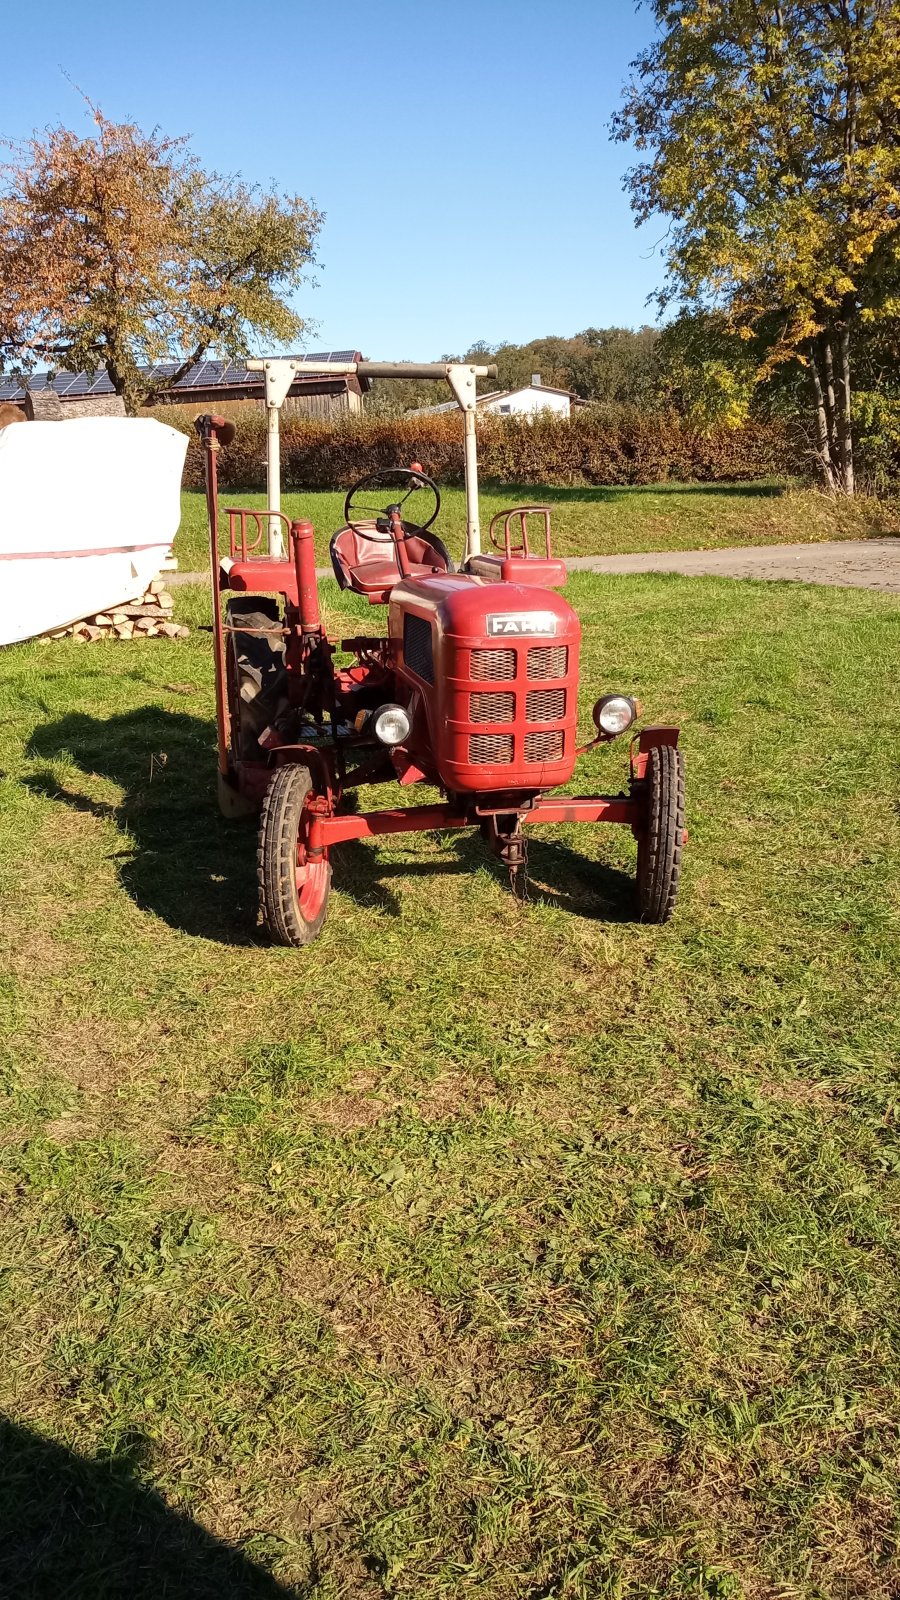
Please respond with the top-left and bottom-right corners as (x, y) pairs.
(446, 363), (482, 562)
(266, 404), (284, 559)
(247, 358), (301, 560)
(463, 407), (481, 561)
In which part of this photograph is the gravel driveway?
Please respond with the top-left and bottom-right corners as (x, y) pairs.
(565, 538), (900, 591)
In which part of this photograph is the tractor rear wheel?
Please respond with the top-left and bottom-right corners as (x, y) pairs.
(636, 743), (685, 924)
(224, 598), (285, 766)
(258, 764), (331, 947)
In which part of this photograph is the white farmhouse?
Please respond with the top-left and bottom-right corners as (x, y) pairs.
(412, 374), (579, 419)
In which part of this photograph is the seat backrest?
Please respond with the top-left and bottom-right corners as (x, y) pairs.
(330, 519), (452, 593)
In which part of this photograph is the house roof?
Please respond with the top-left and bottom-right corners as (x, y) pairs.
(483, 384), (576, 401)
(0, 351), (368, 404)
(412, 381), (577, 416)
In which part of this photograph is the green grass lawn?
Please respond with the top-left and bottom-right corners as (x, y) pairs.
(1, 573), (899, 1599)
(174, 480), (899, 573)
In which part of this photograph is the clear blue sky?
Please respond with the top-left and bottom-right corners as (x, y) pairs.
(1, 0), (663, 359)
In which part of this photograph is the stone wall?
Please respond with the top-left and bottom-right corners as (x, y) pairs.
(22, 390), (126, 420)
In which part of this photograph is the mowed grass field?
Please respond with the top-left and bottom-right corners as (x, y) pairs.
(174, 480), (899, 572)
(1, 571), (899, 1599)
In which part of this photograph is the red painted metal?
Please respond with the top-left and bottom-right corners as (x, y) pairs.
(388, 507), (413, 578)
(227, 508), (292, 561)
(225, 559), (300, 602)
(391, 574), (581, 792)
(309, 793), (639, 850)
(196, 404), (683, 934)
(469, 506), (567, 586)
(290, 519), (321, 632)
(489, 505), (553, 559)
(630, 725), (680, 782)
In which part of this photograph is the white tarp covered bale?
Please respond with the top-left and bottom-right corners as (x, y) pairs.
(0, 417), (188, 646)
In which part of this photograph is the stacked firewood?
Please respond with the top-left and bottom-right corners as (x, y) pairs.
(48, 577), (189, 642)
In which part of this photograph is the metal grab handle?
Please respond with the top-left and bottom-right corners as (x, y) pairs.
(226, 507), (292, 561)
(488, 506), (553, 559)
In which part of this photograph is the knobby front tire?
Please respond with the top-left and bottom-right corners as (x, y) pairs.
(636, 743), (685, 924)
(258, 765), (331, 947)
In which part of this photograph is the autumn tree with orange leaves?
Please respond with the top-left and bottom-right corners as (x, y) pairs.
(0, 107), (322, 412)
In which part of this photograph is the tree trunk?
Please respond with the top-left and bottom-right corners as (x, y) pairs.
(104, 350), (145, 416)
(821, 335), (837, 441)
(808, 345), (838, 492)
(835, 325), (854, 496)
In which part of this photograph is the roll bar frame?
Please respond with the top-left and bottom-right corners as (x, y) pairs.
(246, 358), (498, 561)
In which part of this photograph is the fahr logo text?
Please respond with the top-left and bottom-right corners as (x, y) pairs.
(487, 612), (557, 637)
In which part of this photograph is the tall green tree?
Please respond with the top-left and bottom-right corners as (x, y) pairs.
(613, 1), (900, 492)
(0, 106), (322, 412)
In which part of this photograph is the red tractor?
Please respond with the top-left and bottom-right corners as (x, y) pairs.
(197, 359), (685, 946)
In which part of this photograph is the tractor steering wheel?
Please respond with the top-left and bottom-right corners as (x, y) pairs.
(343, 467), (441, 540)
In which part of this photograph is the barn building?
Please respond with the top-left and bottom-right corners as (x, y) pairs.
(0, 351), (369, 419)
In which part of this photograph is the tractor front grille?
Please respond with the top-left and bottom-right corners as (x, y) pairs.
(527, 644), (568, 680)
(470, 690), (515, 723)
(469, 733), (514, 765)
(470, 647), (517, 682)
(526, 687), (566, 723)
(404, 613), (434, 684)
(524, 729), (565, 764)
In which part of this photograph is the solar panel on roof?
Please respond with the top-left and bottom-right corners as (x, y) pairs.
(58, 373), (90, 396)
(296, 350), (356, 364)
(0, 349), (361, 404)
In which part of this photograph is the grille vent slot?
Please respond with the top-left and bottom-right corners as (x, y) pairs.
(526, 688), (565, 723)
(403, 613), (434, 684)
(471, 647), (516, 682)
(527, 645), (568, 680)
(470, 691), (515, 723)
(469, 733), (514, 765)
(524, 729), (565, 763)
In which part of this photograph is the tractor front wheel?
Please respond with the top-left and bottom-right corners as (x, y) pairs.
(636, 744), (685, 924)
(258, 764), (331, 947)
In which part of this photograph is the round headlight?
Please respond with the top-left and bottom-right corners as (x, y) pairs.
(372, 703), (411, 746)
(592, 694), (638, 737)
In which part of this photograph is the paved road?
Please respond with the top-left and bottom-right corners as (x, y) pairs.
(172, 538), (900, 593)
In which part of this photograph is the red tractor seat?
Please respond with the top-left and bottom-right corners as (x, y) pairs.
(330, 520), (453, 604)
(465, 552), (568, 588)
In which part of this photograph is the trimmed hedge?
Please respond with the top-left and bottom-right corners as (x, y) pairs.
(153, 404), (800, 491)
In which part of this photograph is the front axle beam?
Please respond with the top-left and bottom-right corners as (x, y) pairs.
(309, 795), (638, 850)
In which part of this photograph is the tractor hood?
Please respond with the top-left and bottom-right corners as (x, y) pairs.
(388, 574), (581, 794)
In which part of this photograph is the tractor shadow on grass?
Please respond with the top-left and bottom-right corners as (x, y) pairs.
(26, 708), (636, 937)
(0, 1416), (291, 1600)
(333, 829), (637, 924)
(26, 708), (261, 945)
